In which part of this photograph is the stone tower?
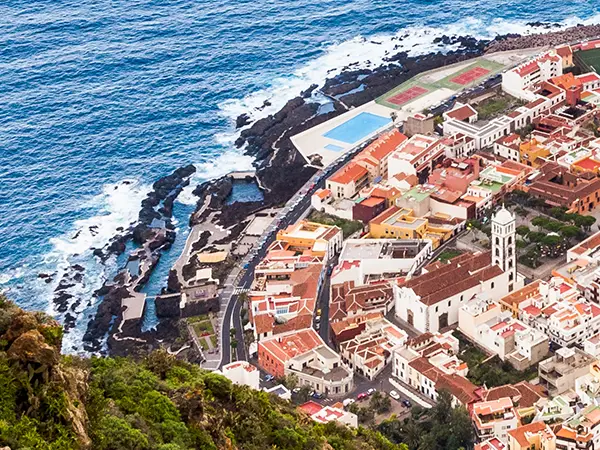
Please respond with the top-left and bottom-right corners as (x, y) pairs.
(492, 206), (517, 291)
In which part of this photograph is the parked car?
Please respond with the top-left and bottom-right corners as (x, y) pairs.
(343, 398), (355, 407)
(311, 391), (324, 399)
(314, 315), (321, 323)
(389, 390), (400, 400)
(357, 392), (368, 400)
(264, 374), (274, 382)
(367, 388), (376, 395)
(315, 323), (320, 330)
(402, 399), (412, 408)
(293, 387), (301, 394)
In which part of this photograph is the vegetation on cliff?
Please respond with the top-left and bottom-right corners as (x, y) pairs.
(0, 296), (406, 450)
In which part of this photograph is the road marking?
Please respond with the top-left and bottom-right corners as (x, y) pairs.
(233, 287), (250, 295)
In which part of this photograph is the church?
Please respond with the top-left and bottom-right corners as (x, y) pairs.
(394, 207), (523, 334)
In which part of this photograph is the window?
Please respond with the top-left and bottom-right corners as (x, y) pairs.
(491, 282), (495, 289)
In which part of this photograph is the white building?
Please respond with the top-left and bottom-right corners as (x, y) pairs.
(494, 134), (522, 162)
(502, 51), (562, 100)
(472, 397), (518, 443)
(218, 361), (261, 390)
(337, 238), (433, 280)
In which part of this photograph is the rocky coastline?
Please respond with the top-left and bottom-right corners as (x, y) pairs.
(81, 165), (196, 355)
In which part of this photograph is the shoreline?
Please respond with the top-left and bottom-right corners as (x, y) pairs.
(55, 22), (600, 358)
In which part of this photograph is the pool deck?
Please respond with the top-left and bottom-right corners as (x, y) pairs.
(290, 47), (548, 167)
(291, 101), (398, 166)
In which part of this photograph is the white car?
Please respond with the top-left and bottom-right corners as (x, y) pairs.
(389, 390), (400, 400)
(342, 398), (355, 407)
(367, 388), (376, 395)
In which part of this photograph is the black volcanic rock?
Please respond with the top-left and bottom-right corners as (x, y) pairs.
(236, 113), (251, 128)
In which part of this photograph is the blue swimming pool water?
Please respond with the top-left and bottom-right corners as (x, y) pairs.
(324, 112), (392, 144)
(325, 144), (345, 152)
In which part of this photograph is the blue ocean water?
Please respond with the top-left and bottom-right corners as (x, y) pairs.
(1, 0), (600, 350)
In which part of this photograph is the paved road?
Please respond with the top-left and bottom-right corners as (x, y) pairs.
(216, 135), (379, 368)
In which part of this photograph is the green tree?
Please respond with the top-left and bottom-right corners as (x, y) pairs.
(432, 389), (453, 425)
(96, 416), (150, 450)
(531, 216), (549, 228)
(560, 225), (581, 240)
(283, 373), (299, 391)
(516, 225), (530, 237)
(402, 419), (422, 449)
(230, 327), (236, 338)
(230, 339), (238, 349)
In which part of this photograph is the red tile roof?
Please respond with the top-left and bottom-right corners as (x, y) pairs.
(403, 252), (503, 306)
(446, 104), (477, 121)
(329, 162), (368, 185)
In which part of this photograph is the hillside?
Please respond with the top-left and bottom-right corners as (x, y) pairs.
(0, 296), (406, 450)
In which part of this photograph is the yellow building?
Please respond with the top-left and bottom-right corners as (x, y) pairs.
(274, 220), (343, 260)
(507, 422), (556, 450)
(368, 206), (453, 248)
(519, 139), (550, 168)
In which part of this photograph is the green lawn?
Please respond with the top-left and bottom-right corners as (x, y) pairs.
(308, 210), (364, 238)
(575, 48), (600, 72)
(436, 249), (462, 263)
(191, 320), (214, 336)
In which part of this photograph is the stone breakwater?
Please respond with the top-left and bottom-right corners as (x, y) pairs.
(486, 24), (600, 53)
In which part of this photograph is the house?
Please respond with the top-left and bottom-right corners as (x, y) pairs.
(404, 113), (435, 137)
(519, 138), (550, 167)
(248, 252), (323, 342)
(575, 362), (600, 406)
(538, 347), (597, 395)
(494, 134), (522, 162)
(439, 133), (477, 159)
(443, 103), (478, 124)
(501, 277), (600, 348)
(387, 134), (444, 180)
(336, 315), (407, 380)
(472, 397), (518, 443)
(258, 328), (354, 397)
(275, 220), (343, 261)
(298, 401), (358, 427)
(476, 438), (506, 450)
(507, 421), (556, 450)
(479, 381), (546, 422)
(393, 332), (479, 407)
(556, 44), (573, 68)
(329, 280), (394, 322)
(337, 238), (433, 280)
(217, 361), (260, 390)
(326, 162), (369, 199)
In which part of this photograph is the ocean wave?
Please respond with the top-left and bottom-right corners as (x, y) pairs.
(217, 14), (600, 128)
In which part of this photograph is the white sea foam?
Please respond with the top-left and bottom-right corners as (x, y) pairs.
(218, 15), (600, 128)
(40, 180), (150, 352)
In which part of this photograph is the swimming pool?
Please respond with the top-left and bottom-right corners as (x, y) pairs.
(324, 112), (392, 144)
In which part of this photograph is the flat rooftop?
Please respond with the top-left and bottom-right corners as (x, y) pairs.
(340, 238), (429, 261)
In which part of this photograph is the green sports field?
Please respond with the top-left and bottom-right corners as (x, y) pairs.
(575, 49), (600, 73)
